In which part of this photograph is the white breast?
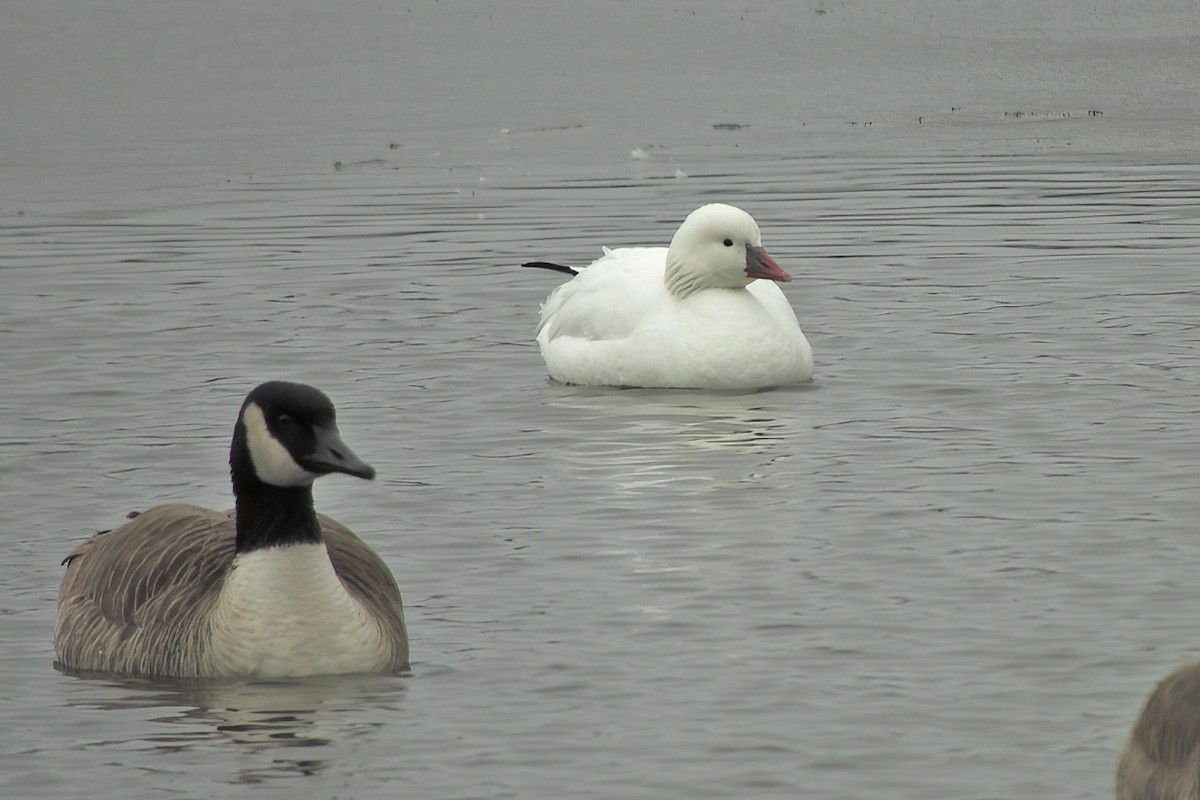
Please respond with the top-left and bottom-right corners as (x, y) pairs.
(207, 543), (389, 678)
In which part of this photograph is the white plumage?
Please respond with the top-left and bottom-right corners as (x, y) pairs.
(528, 204), (813, 390)
(207, 543), (393, 679)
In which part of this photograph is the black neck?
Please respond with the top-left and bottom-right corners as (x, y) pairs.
(233, 480), (323, 552)
(230, 424), (323, 553)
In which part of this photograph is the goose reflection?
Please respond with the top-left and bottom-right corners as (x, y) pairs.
(541, 383), (815, 494)
(58, 673), (406, 782)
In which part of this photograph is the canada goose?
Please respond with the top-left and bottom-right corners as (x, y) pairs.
(54, 381), (408, 679)
(1117, 662), (1200, 800)
(523, 203), (813, 390)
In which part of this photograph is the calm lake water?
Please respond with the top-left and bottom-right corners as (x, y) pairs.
(2, 2), (1198, 798)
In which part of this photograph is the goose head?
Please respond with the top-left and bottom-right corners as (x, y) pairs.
(664, 203), (791, 297)
(231, 381), (375, 490)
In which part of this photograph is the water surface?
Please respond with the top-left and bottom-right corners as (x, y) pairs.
(2, 2), (1199, 798)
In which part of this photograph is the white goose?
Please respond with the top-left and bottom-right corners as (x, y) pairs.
(54, 381), (408, 680)
(524, 203), (813, 390)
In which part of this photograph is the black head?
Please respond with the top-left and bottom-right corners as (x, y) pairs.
(232, 381), (375, 488)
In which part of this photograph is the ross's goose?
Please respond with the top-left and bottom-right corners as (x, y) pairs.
(524, 203), (813, 390)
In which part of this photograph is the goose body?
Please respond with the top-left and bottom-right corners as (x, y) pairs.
(1118, 662), (1200, 800)
(54, 382), (408, 680)
(526, 204), (813, 390)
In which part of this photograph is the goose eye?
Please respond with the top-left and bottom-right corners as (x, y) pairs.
(275, 413), (293, 425)
(723, 238), (734, 247)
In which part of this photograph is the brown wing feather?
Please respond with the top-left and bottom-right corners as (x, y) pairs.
(319, 513), (409, 671)
(1117, 662), (1200, 800)
(55, 505), (408, 677)
(54, 504), (236, 678)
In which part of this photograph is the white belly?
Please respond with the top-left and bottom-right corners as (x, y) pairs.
(207, 543), (389, 678)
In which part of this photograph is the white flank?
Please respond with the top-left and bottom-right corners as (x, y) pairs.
(207, 543), (388, 678)
(242, 403), (316, 487)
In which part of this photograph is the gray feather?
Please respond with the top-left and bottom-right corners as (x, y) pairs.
(54, 504), (408, 678)
(321, 512), (409, 670)
(1117, 662), (1200, 800)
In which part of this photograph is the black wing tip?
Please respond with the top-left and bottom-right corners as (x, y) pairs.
(522, 261), (578, 276)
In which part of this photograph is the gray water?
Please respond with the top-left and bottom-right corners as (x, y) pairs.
(2, 2), (1199, 798)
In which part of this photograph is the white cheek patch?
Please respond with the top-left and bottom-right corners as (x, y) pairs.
(242, 403), (316, 487)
